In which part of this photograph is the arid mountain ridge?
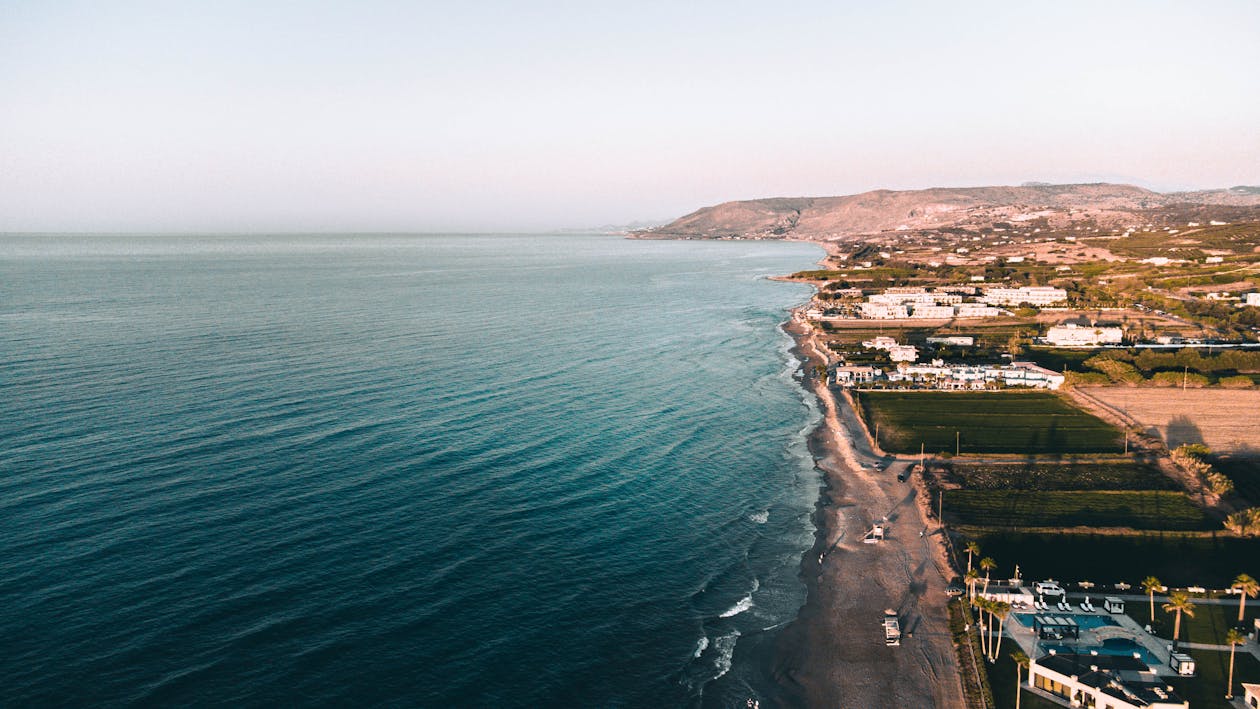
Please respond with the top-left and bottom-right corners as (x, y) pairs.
(635, 183), (1260, 242)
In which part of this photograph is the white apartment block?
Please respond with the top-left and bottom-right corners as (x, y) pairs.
(859, 303), (909, 319)
(955, 304), (1003, 318)
(981, 286), (1068, 307)
(909, 305), (956, 319)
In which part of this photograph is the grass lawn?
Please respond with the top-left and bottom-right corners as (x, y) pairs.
(858, 391), (1123, 455)
(1167, 648), (1260, 709)
(963, 531), (1260, 589)
(946, 460), (1176, 491)
(1126, 599), (1258, 647)
(944, 490), (1213, 530)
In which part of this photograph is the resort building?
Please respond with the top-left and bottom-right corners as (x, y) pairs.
(1028, 653), (1188, 709)
(1042, 323), (1125, 347)
(981, 286), (1069, 307)
(997, 362), (1065, 389)
(1245, 292), (1260, 307)
(880, 361), (1065, 390)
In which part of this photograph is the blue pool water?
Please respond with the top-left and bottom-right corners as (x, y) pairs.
(1014, 612), (1118, 630)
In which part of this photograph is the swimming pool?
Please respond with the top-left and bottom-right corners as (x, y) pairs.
(1013, 613), (1119, 630)
(1042, 638), (1161, 667)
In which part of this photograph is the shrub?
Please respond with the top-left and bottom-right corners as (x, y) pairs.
(1224, 508), (1260, 536)
(1065, 371), (1110, 386)
(1218, 375), (1255, 389)
(1150, 371), (1209, 388)
(1084, 356), (1144, 385)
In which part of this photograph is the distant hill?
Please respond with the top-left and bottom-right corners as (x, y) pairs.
(634, 183), (1260, 241)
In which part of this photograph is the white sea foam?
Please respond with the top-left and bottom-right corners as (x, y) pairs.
(720, 595), (754, 618)
(749, 510), (769, 524)
(711, 631), (741, 679)
(692, 636), (710, 658)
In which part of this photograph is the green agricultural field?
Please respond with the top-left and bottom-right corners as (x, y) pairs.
(858, 391), (1123, 455)
(965, 532), (1260, 588)
(945, 490), (1212, 530)
(946, 461), (1176, 491)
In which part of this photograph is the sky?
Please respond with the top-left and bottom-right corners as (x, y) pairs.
(1, 1), (1258, 232)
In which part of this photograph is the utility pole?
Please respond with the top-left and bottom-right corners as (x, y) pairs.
(956, 431), (960, 457)
(920, 442), (925, 473)
(1124, 430), (1129, 455)
(1182, 365), (1189, 391)
(938, 489), (944, 528)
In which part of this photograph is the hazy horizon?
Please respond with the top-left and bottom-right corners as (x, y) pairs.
(3, 1), (1258, 232)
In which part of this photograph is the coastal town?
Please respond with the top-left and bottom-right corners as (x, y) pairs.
(772, 211), (1260, 709)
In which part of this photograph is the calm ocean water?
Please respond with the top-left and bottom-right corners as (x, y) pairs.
(0, 233), (822, 707)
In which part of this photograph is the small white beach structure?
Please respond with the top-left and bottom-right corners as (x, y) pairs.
(883, 609), (901, 646)
(1104, 597), (1125, 614)
(863, 523), (885, 544)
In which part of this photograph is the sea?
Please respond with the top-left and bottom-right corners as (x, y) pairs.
(0, 233), (824, 707)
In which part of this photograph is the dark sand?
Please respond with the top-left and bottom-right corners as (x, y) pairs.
(769, 312), (966, 708)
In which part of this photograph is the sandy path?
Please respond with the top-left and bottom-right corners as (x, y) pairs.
(770, 314), (966, 708)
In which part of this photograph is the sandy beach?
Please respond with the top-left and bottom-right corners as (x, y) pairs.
(769, 311), (966, 708)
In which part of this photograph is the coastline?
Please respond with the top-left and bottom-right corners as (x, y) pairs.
(766, 302), (967, 707)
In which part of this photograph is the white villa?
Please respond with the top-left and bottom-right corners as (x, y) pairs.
(860, 337), (919, 363)
(1245, 292), (1260, 307)
(832, 365), (881, 387)
(1042, 323), (1125, 347)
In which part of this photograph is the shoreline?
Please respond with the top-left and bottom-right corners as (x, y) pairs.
(764, 304), (967, 707)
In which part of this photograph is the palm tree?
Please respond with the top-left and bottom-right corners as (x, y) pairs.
(1141, 576), (1162, 626)
(989, 601), (1011, 662)
(1226, 627), (1246, 699)
(965, 541), (981, 573)
(1231, 573), (1258, 623)
(979, 557), (997, 595)
(1162, 591), (1196, 646)
(971, 597), (988, 656)
(1011, 650), (1030, 709)
(964, 568), (980, 601)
